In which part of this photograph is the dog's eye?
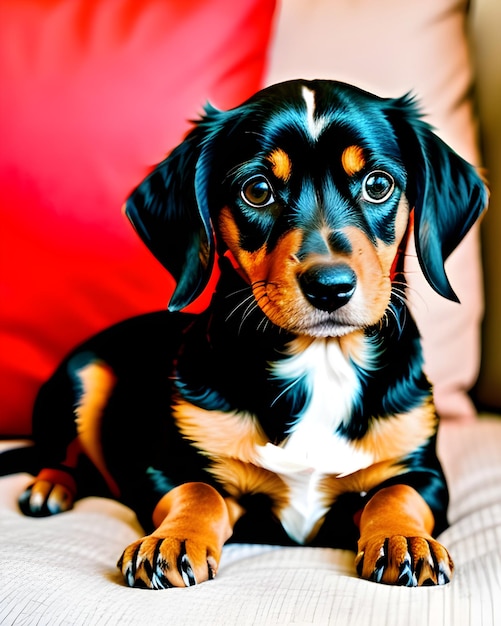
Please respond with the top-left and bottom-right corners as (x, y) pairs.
(362, 170), (395, 203)
(241, 176), (275, 208)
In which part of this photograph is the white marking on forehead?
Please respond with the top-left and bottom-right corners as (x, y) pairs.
(302, 86), (329, 140)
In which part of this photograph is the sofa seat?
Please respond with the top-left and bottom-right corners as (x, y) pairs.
(1, 417), (500, 625)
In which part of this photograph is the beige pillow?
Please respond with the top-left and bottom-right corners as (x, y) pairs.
(266, 0), (483, 421)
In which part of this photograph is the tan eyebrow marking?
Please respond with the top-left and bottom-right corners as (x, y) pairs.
(267, 148), (292, 182)
(341, 145), (366, 176)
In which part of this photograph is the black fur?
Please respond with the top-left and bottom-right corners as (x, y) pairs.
(1, 80), (487, 581)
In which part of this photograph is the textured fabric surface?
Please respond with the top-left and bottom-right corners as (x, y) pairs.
(1, 418), (500, 625)
(266, 0), (484, 423)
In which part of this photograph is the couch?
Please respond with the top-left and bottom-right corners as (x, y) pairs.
(1, 1), (500, 624)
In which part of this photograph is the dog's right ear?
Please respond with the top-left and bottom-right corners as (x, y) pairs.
(385, 94), (488, 302)
(125, 109), (221, 312)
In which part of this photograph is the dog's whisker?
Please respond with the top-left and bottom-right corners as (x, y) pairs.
(393, 280), (428, 309)
(256, 315), (268, 333)
(389, 300), (407, 335)
(223, 279), (278, 335)
(225, 291), (255, 312)
(225, 293), (258, 323)
(244, 129), (268, 141)
(238, 300), (261, 335)
(270, 376), (303, 408)
(391, 287), (410, 309)
(382, 304), (402, 336)
(224, 286), (253, 299)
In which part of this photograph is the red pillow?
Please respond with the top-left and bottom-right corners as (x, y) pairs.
(0, 0), (276, 435)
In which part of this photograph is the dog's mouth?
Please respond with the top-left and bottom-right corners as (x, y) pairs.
(251, 278), (389, 339)
(271, 311), (376, 339)
(294, 318), (361, 338)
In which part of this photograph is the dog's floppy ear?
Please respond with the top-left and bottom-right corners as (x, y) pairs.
(124, 106), (222, 312)
(387, 96), (488, 302)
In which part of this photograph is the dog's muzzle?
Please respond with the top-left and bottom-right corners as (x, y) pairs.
(298, 264), (356, 312)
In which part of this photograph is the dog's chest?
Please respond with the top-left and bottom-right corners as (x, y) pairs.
(258, 339), (372, 543)
(174, 338), (373, 545)
(265, 338), (368, 473)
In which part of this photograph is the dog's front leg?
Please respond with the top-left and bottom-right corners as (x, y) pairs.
(355, 484), (454, 586)
(118, 483), (237, 589)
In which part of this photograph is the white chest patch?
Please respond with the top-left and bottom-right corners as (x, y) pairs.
(260, 338), (372, 543)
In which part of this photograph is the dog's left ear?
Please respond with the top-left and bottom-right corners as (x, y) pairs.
(124, 106), (225, 311)
(387, 96), (488, 302)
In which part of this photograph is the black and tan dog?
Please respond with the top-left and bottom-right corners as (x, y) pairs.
(2, 80), (487, 588)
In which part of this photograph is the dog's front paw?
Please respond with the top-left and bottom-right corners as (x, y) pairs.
(355, 535), (454, 586)
(18, 470), (77, 517)
(117, 534), (219, 589)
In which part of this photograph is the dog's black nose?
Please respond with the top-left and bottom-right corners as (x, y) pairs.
(299, 264), (356, 312)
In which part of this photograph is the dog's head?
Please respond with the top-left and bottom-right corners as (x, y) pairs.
(126, 79), (487, 337)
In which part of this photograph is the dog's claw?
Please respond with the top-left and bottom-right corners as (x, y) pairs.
(207, 559), (216, 581)
(437, 563), (451, 586)
(148, 539), (171, 588)
(357, 535), (453, 586)
(355, 550), (365, 576)
(178, 541), (197, 586)
(369, 541), (388, 584)
(396, 553), (417, 587)
(18, 481), (74, 517)
(118, 534), (219, 589)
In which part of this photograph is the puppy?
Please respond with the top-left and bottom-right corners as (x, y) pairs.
(3, 80), (487, 588)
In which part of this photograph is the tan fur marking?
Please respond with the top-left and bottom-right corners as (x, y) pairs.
(219, 207), (307, 328)
(243, 230), (305, 328)
(151, 482), (233, 540)
(268, 148), (292, 182)
(358, 400), (437, 461)
(173, 399), (268, 463)
(341, 145), (366, 176)
(209, 458), (290, 513)
(219, 208), (272, 284)
(240, 229), (302, 282)
(339, 329), (366, 363)
(360, 484), (435, 536)
(239, 245), (270, 283)
(218, 207), (240, 252)
(73, 361), (120, 497)
(173, 399), (290, 515)
(320, 460), (407, 506)
(339, 226), (391, 324)
(320, 401), (437, 508)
